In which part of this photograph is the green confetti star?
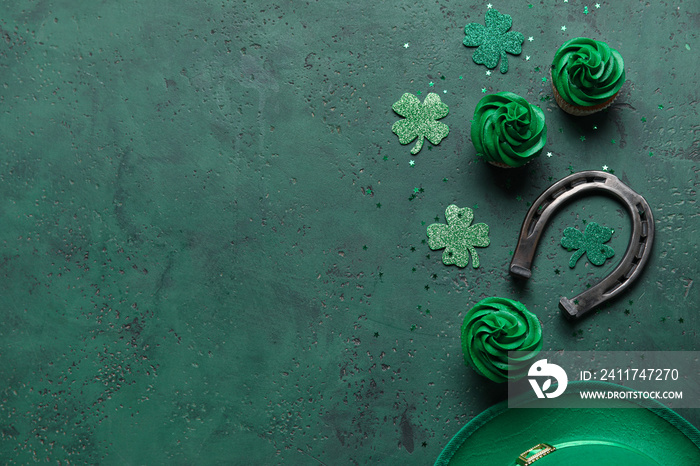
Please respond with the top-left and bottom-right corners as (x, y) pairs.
(376, 203), (382, 208)
(463, 9), (524, 73)
(391, 93), (450, 155)
(482, 87), (487, 93)
(641, 117), (647, 122)
(442, 177), (448, 182)
(658, 104), (664, 109)
(366, 188), (372, 195)
(580, 136), (586, 141)
(561, 222), (615, 268)
(541, 76), (547, 82)
(427, 205), (490, 268)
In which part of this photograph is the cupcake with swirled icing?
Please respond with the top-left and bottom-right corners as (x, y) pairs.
(551, 37), (625, 116)
(471, 92), (547, 168)
(461, 297), (542, 383)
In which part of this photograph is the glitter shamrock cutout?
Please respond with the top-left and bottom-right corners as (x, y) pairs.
(391, 92), (449, 155)
(463, 9), (525, 73)
(560, 222), (615, 268)
(427, 205), (490, 268)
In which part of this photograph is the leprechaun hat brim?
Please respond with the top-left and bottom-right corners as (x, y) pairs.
(435, 381), (700, 466)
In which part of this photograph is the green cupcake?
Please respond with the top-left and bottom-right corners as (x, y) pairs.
(551, 37), (626, 116)
(471, 92), (547, 168)
(461, 297), (542, 383)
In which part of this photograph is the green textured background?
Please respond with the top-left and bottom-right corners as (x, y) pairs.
(0, 0), (698, 464)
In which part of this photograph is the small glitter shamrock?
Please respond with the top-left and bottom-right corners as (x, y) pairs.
(391, 93), (449, 154)
(427, 205), (490, 268)
(561, 222), (615, 268)
(463, 9), (525, 74)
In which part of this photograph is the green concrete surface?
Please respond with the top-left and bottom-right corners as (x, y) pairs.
(0, 0), (698, 464)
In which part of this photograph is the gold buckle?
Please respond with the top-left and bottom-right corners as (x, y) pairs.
(516, 443), (556, 465)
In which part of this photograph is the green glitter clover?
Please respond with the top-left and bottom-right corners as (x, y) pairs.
(463, 9), (524, 74)
(560, 222), (615, 268)
(427, 205), (490, 268)
(391, 92), (449, 154)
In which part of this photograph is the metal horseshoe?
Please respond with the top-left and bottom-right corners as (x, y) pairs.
(510, 171), (654, 320)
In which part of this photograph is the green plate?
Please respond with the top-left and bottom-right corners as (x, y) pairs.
(435, 382), (700, 466)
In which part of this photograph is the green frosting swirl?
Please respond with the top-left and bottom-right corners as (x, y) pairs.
(552, 37), (625, 107)
(471, 92), (547, 167)
(461, 297), (542, 383)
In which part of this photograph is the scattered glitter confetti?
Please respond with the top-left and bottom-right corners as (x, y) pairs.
(641, 117), (646, 122)
(487, 3), (493, 8)
(649, 151), (653, 157)
(463, 9), (525, 73)
(383, 155), (388, 160)
(561, 222), (615, 268)
(658, 104), (664, 109)
(413, 187), (420, 193)
(602, 165), (608, 170)
(547, 152), (553, 157)
(486, 70), (492, 76)
(374, 332), (379, 337)
(443, 90), (448, 94)
(376, 203), (381, 208)
(409, 160), (415, 166)
(593, 125), (598, 130)
(541, 76), (547, 82)
(404, 43), (410, 48)
(561, 25), (567, 31)
(417, 91), (422, 95)
(363, 245), (368, 250)
(392, 93), (449, 154)
(516, 195), (522, 201)
(366, 188), (373, 195)
(526, 55), (531, 60)
(482, 87), (487, 93)
(611, 139), (616, 144)
(595, 2), (600, 7)
(584, 6), (589, 14)
(528, 36), (534, 42)
(429, 81), (435, 87)
(442, 177), (448, 182)
(580, 136), (586, 141)
(427, 205), (490, 268)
